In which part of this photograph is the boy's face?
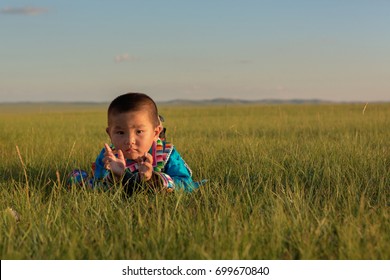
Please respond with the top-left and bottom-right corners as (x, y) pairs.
(106, 110), (161, 161)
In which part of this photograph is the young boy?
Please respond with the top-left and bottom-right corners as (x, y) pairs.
(70, 92), (200, 196)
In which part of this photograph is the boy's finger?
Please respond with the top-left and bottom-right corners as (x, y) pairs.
(138, 165), (146, 173)
(104, 143), (112, 154)
(139, 162), (152, 170)
(117, 149), (124, 161)
(103, 159), (111, 170)
(144, 152), (153, 164)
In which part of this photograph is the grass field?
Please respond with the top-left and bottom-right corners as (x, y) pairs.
(1, 102), (389, 259)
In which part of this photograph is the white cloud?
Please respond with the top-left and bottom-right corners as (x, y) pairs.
(0, 6), (49, 16)
(114, 53), (135, 63)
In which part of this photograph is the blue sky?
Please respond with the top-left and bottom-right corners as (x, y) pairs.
(1, 0), (389, 102)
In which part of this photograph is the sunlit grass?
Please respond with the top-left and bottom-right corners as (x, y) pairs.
(1, 103), (389, 259)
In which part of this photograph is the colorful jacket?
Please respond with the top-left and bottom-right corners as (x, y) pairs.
(92, 138), (199, 192)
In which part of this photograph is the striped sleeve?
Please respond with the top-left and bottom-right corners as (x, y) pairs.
(153, 172), (175, 192)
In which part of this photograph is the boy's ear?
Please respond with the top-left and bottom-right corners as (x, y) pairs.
(105, 127), (110, 136)
(154, 125), (163, 140)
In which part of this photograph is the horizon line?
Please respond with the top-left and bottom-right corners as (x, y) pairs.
(0, 97), (388, 105)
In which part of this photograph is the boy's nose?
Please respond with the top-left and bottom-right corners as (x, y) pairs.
(126, 135), (135, 145)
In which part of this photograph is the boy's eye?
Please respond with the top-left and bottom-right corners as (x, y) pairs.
(136, 130), (143, 135)
(116, 131), (124, 135)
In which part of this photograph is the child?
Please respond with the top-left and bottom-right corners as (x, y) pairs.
(69, 92), (201, 196)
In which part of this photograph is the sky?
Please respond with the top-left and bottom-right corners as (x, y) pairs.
(1, 0), (389, 103)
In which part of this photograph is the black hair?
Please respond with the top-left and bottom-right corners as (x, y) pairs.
(107, 92), (160, 127)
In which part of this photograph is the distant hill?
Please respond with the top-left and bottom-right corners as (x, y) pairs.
(2, 98), (383, 105)
(158, 98), (331, 105)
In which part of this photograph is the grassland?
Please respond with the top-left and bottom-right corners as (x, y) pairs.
(0, 102), (389, 259)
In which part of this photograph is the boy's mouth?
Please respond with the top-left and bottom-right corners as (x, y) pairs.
(125, 147), (140, 154)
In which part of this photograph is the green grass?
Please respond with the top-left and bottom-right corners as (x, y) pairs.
(1, 103), (389, 259)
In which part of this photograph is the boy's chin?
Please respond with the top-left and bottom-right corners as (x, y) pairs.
(125, 152), (143, 161)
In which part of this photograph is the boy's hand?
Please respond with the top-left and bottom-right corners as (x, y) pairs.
(138, 152), (153, 181)
(104, 143), (126, 178)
